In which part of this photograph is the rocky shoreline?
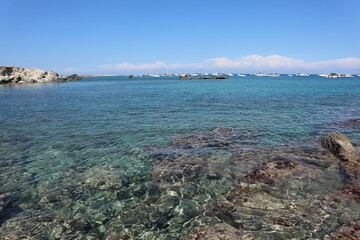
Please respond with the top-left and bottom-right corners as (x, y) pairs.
(0, 121), (359, 239)
(0, 66), (81, 84)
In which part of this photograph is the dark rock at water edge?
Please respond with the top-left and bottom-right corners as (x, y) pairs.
(323, 132), (359, 163)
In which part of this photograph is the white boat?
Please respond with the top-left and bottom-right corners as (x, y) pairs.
(318, 73), (329, 77)
(252, 73), (279, 77)
(343, 74), (354, 78)
(225, 73), (234, 76)
(149, 74), (160, 77)
(288, 74), (293, 76)
(237, 74), (246, 77)
(268, 73), (280, 77)
(296, 73), (310, 76)
(252, 72), (267, 76)
(326, 73), (340, 78)
(212, 73), (220, 76)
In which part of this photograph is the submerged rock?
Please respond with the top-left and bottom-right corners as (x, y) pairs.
(328, 220), (360, 239)
(0, 66), (81, 84)
(183, 223), (254, 240)
(170, 127), (259, 149)
(79, 165), (129, 190)
(0, 194), (17, 212)
(2, 128), (360, 239)
(335, 119), (360, 129)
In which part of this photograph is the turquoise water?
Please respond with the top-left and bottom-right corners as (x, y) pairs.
(1, 75), (360, 239)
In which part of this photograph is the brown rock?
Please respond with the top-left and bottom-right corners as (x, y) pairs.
(323, 132), (359, 162)
(338, 180), (360, 200)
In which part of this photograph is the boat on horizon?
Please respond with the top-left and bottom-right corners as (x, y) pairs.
(295, 73), (310, 76)
(319, 73), (354, 78)
(252, 73), (279, 77)
(326, 73), (341, 78)
(268, 73), (280, 77)
(179, 75), (228, 80)
(149, 74), (160, 77)
(252, 72), (267, 76)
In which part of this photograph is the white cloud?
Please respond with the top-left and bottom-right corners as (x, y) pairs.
(63, 55), (360, 74)
(303, 57), (360, 71)
(99, 61), (203, 72)
(208, 55), (305, 69)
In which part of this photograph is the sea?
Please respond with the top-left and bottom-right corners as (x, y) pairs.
(0, 75), (359, 239)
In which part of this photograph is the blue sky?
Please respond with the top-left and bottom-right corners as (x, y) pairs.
(1, 0), (360, 74)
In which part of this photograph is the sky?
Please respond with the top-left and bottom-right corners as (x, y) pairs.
(1, 0), (360, 74)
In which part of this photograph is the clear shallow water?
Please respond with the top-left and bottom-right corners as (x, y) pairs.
(1, 75), (360, 239)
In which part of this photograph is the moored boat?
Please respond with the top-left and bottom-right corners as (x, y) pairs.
(295, 73), (310, 76)
(149, 74), (160, 77)
(252, 72), (267, 76)
(326, 73), (341, 78)
(268, 73), (280, 77)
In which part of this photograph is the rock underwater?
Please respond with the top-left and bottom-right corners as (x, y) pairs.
(0, 66), (81, 84)
(105, 129), (360, 239)
(1, 128), (360, 240)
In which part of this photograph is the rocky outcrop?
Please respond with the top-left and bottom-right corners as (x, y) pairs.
(323, 132), (360, 202)
(323, 132), (359, 163)
(0, 66), (81, 84)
